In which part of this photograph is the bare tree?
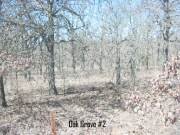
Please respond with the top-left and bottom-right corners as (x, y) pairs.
(0, 0), (7, 107)
(0, 64), (7, 107)
(143, 0), (180, 62)
(161, 0), (171, 61)
(2, 0), (86, 95)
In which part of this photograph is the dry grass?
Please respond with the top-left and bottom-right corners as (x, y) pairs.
(0, 69), (179, 135)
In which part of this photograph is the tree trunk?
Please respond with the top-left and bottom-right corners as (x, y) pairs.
(71, 41), (76, 73)
(116, 46), (121, 85)
(130, 58), (136, 86)
(99, 47), (103, 73)
(46, 0), (58, 95)
(39, 44), (43, 75)
(145, 56), (149, 70)
(24, 71), (31, 81)
(116, 57), (121, 85)
(0, 75), (7, 107)
(47, 46), (57, 95)
(0, 1), (7, 107)
(163, 0), (171, 61)
(58, 45), (61, 73)
(81, 50), (85, 71)
(145, 45), (149, 70)
(165, 45), (169, 61)
(157, 44), (160, 65)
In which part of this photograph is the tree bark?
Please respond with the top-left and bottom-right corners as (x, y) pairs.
(130, 57), (136, 86)
(163, 0), (171, 61)
(145, 55), (149, 70)
(99, 46), (103, 73)
(39, 44), (43, 75)
(71, 40), (76, 73)
(157, 43), (160, 64)
(0, 0), (7, 107)
(116, 57), (121, 85)
(116, 46), (121, 85)
(0, 75), (7, 107)
(46, 0), (58, 95)
(47, 45), (57, 95)
(81, 48), (86, 71)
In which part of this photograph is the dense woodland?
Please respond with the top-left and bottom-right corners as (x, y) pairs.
(0, 0), (180, 134)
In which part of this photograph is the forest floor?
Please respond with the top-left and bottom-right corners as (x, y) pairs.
(0, 69), (180, 135)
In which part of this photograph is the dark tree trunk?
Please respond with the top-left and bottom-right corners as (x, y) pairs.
(116, 57), (121, 85)
(24, 70), (31, 81)
(46, 0), (58, 95)
(162, 0), (171, 61)
(145, 56), (149, 70)
(130, 58), (136, 86)
(157, 44), (160, 63)
(0, 75), (7, 107)
(39, 44), (43, 75)
(0, 1), (7, 107)
(81, 50), (85, 71)
(71, 41), (76, 73)
(145, 45), (149, 70)
(165, 46), (169, 61)
(99, 48), (103, 73)
(40, 67), (42, 75)
(47, 45), (57, 95)
(27, 70), (31, 81)
(116, 46), (121, 85)
(58, 45), (61, 73)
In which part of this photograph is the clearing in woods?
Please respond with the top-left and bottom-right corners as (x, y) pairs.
(0, 69), (179, 135)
